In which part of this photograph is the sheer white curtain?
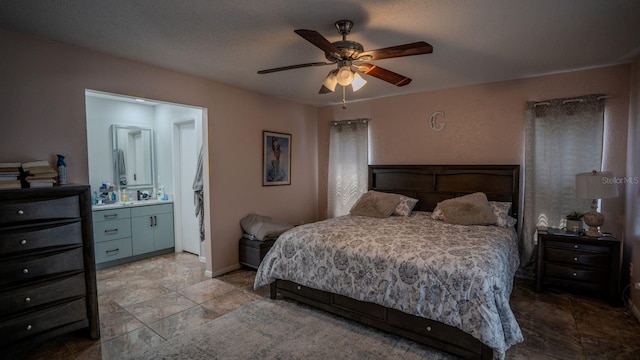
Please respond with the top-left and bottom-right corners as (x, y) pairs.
(522, 94), (605, 265)
(328, 119), (369, 218)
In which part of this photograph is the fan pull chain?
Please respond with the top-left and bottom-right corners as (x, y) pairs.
(342, 86), (347, 109)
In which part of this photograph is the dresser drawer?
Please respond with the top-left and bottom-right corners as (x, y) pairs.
(93, 219), (132, 243)
(93, 208), (131, 223)
(0, 248), (84, 288)
(0, 297), (87, 345)
(544, 263), (608, 284)
(0, 196), (80, 225)
(95, 237), (133, 264)
(0, 273), (85, 318)
(544, 248), (608, 269)
(0, 221), (82, 257)
(545, 240), (608, 254)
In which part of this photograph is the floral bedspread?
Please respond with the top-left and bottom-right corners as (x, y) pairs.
(254, 212), (523, 359)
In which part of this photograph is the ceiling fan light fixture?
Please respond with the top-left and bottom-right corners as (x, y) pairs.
(322, 70), (338, 92)
(351, 72), (367, 92)
(336, 65), (354, 86)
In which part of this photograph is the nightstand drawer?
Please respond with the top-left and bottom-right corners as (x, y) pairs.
(545, 240), (608, 254)
(544, 248), (608, 268)
(545, 263), (608, 283)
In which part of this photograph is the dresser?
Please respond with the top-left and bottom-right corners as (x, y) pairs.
(536, 230), (621, 306)
(0, 185), (100, 347)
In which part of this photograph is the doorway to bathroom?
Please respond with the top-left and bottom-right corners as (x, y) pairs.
(85, 90), (208, 262)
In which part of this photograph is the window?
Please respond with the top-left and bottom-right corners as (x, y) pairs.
(522, 94), (605, 264)
(327, 119), (369, 218)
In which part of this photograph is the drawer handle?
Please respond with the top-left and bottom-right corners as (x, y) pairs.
(104, 228), (119, 234)
(426, 326), (432, 332)
(22, 268), (29, 274)
(104, 214), (118, 219)
(297, 286), (301, 290)
(106, 248), (120, 255)
(26, 325), (32, 331)
(572, 272), (578, 277)
(573, 257), (578, 262)
(574, 245), (579, 249)
(25, 297), (31, 303)
(20, 239), (27, 245)
(17, 209), (24, 215)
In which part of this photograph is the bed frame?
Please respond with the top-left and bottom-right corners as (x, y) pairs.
(270, 164), (520, 360)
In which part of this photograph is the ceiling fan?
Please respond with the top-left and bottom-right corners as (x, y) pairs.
(257, 20), (433, 95)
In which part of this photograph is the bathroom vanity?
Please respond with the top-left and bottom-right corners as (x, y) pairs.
(92, 200), (174, 269)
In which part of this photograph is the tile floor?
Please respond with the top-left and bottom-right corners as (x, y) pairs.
(7, 252), (640, 359)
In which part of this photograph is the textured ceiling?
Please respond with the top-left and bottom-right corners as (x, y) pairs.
(1, 0), (639, 106)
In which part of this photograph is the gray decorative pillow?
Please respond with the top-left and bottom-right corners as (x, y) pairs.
(437, 192), (497, 225)
(489, 201), (518, 228)
(393, 195), (419, 216)
(350, 190), (402, 218)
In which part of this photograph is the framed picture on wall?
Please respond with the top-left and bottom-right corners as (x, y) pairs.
(263, 131), (291, 186)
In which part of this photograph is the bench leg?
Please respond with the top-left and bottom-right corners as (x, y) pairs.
(270, 281), (277, 299)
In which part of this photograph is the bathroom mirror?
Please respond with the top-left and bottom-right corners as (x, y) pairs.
(111, 125), (154, 189)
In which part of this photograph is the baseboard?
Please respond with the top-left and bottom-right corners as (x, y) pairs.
(205, 263), (242, 278)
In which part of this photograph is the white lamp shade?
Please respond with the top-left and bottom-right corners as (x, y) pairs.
(336, 66), (354, 86)
(351, 72), (367, 92)
(575, 171), (619, 199)
(322, 70), (338, 92)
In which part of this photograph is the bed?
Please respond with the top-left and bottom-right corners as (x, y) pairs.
(254, 165), (523, 360)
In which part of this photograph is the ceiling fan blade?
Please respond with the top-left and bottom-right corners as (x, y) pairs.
(356, 41), (433, 61)
(257, 61), (334, 74)
(294, 29), (340, 56)
(356, 63), (412, 87)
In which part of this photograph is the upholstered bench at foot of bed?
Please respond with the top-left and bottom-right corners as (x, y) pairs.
(239, 237), (276, 269)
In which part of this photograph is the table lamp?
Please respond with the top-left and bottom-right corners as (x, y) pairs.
(575, 170), (619, 237)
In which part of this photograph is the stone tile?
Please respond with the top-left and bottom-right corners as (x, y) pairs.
(73, 326), (165, 360)
(178, 277), (237, 304)
(200, 288), (261, 317)
(99, 282), (172, 307)
(217, 268), (259, 290)
(124, 292), (197, 324)
(99, 307), (146, 341)
(157, 267), (210, 292)
(147, 304), (220, 339)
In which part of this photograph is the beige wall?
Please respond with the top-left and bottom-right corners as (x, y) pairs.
(0, 29), (318, 275)
(317, 65), (630, 240)
(627, 57), (640, 316)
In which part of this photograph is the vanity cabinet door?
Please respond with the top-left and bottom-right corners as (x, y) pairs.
(131, 215), (155, 255)
(154, 212), (174, 250)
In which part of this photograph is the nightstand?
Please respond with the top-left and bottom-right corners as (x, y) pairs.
(536, 229), (621, 306)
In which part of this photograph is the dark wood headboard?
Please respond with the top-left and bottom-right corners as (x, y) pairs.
(369, 165), (520, 218)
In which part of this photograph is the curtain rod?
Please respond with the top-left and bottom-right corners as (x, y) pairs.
(332, 118), (369, 126)
(533, 95), (610, 107)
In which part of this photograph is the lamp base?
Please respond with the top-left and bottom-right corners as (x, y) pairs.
(583, 206), (605, 238)
(584, 227), (603, 238)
